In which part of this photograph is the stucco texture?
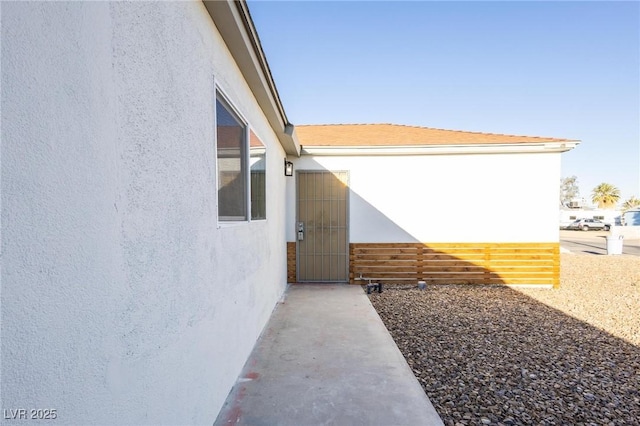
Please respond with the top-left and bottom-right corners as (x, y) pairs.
(2, 2), (286, 424)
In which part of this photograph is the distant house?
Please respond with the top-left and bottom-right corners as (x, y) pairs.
(623, 209), (640, 226)
(286, 124), (578, 287)
(616, 210), (640, 240)
(559, 207), (622, 228)
(2, 1), (578, 424)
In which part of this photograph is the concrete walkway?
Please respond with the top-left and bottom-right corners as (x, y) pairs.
(214, 284), (443, 426)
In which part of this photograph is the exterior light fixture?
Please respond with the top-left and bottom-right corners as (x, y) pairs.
(284, 159), (294, 176)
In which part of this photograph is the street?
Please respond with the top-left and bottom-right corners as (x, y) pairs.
(560, 230), (640, 256)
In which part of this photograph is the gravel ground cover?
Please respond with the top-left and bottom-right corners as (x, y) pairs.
(368, 254), (640, 426)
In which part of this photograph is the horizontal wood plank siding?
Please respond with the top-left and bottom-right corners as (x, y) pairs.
(350, 242), (560, 287)
(287, 242), (296, 283)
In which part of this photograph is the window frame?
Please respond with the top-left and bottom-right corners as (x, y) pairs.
(249, 130), (267, 221)
(214, 85), (266, 225)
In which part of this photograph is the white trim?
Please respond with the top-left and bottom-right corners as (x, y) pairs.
(301, 142), (579, 156)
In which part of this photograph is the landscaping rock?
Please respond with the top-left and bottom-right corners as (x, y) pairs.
(368, 254), (640, 425)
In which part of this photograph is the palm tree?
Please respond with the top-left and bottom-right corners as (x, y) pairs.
(622, 196), (640, 211)
(591, 183), (621, 209)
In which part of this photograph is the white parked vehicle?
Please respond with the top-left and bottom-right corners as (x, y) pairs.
(559, 208), (621, 229)
(567, 218), (610, 231)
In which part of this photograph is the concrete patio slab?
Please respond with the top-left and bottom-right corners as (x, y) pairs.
(214, 284), (443, 426)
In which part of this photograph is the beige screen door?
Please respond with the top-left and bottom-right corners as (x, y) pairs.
(297, 171), (349, 282)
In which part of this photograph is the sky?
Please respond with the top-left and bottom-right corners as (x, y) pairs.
(247, 0), (640, 205)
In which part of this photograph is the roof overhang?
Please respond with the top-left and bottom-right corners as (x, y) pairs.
(203, 0), (301, 156)
(301, 141), (580, 156)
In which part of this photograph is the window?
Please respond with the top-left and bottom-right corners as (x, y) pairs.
(569, 216), (577, 220)
(216, 95), (246, 220)
(250, 131), (266, 220)
(215, 91), (266, 222)
(593, 216), (604, 220)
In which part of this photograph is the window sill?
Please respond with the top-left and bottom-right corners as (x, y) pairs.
(218, 221), (248, 229)
(217, 219), (267, 229)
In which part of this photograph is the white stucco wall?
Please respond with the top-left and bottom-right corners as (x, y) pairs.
(2, 2), (286, 424)
(286, 153), (561, 243)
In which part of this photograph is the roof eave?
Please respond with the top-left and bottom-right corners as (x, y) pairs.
(301, 141), (580, 156)
(203, 0), (301, 156)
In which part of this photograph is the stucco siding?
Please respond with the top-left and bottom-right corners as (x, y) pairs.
(2, 2), (286, 424)
(287, 153), (561, 243)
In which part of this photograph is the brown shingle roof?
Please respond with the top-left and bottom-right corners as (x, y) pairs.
(295, 124), (577, 147)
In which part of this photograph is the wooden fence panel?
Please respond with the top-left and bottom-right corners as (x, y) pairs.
(287, 242), (296, 283)
(349, 242), (559, 287)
